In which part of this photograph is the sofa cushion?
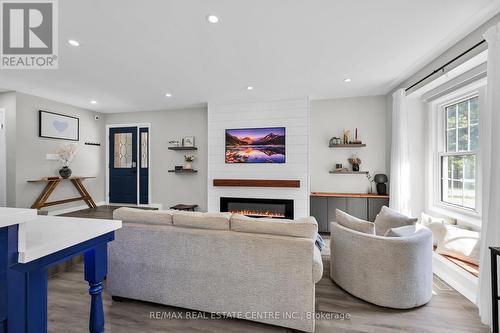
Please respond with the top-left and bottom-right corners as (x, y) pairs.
(230, 214), (318, 239)
(374, 206), (417, 236)
(335, 209), (375, 235)
(436, 224), (480, 265)
(384, 225), (417, 237)
(113, 207), (173, 225)
(173, 211), (231, 230)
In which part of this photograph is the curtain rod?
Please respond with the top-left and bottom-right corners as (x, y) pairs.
(405, 39), (487, 92)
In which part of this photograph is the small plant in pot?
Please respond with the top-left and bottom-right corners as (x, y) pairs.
(56, 143), (77, 179)
(348, 155), (361, 172)
(184, 155), (194, 170)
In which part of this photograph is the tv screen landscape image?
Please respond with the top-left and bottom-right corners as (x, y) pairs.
(225, 127), (286, 163)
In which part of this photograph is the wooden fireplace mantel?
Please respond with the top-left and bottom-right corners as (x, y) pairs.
(213, 179), (300, 188)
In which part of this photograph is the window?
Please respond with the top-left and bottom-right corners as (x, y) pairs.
(140, 131), (148, 168)
(440, 96), (479, 211)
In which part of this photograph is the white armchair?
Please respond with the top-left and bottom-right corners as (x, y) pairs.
(329, 222), (433, 309)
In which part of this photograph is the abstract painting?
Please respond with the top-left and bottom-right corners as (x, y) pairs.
(39, 110), (79, 141)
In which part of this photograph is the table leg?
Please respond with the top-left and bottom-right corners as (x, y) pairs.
(492, 250), (499, 333)
(0, 228), (8, 333)
(72, 179), (97, 208)
(7, 267), (48, 333)
(84, 244), (107, 333)
(31, 180), (59, 209)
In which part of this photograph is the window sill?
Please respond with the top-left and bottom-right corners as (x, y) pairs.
(428, 204), (481, 229)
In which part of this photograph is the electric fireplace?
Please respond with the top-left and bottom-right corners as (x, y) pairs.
(220, 197), (294, 219)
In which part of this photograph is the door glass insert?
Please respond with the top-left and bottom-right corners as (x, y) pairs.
(114, 133), (133, 168)
(141, 131), (148, 168)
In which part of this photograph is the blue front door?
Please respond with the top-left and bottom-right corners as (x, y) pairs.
(109, 127), (138, 204)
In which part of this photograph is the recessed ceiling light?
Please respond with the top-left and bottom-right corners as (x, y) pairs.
(68, 39), (80, 47)
(165, 93), (172, 98)
(90, 100), (97, 104)
(246, 86), (254, 91)
(206, 15), (219, 23)
(343, 78), (352, 83)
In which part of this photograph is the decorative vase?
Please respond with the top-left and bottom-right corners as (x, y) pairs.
(352, 163), (360, 172)
(184, 162), (192, 170)
(376, 183), (387, 195)
(59, 166), (72, 179)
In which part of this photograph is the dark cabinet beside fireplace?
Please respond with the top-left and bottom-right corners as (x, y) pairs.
(310, 193), (389, 232)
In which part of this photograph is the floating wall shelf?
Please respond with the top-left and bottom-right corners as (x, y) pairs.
(329, 171), (369, 175)
(168, 169), (198, 173)
(329, 144), (366, 148)
(168, 147), (198, 151)
(213, 179), (300, 188)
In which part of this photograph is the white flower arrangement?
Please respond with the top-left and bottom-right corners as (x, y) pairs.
(57, 143), (77, 167)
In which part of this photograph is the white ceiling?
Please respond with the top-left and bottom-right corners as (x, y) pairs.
(0, 0), (498, 113)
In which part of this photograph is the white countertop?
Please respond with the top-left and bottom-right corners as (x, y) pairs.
(17, 216), (122, 263)
(0, 207), (37, 228)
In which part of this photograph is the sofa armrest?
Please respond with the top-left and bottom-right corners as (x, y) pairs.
(312, 247), (323, 283)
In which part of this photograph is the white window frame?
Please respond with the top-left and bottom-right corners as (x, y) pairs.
(428, 79), (486, 227)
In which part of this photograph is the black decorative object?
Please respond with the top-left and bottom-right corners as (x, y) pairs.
(352, 163), (360, 172)
(59, 166), (72, 179)
(374, 174), (388, 195)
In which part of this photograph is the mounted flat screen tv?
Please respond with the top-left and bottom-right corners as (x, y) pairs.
(225, 127), (286, 163)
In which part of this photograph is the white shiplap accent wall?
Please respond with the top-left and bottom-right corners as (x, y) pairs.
(207, 98), (310, 218)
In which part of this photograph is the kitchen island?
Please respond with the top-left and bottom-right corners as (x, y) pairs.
(0, 207), (121, 333)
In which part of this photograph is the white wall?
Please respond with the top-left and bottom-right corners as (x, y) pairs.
(14, 92), (105, 212)
(0, 92), (16, 206)
(104, 107), (208, 211)
(310, 96), (388, 193)
(207, 98), (310, 218)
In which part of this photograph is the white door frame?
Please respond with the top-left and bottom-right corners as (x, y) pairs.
(0, 109), (5, 207)
(105, 123), (152, 206)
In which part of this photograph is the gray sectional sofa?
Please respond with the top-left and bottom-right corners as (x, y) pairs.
(108, 208), (323, 332)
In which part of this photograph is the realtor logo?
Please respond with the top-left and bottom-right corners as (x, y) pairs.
(0, 0), (58, 69)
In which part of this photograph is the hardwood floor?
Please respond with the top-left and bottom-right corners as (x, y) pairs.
(47, 206), (489, 333)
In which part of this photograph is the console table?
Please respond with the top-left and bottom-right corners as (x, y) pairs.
(0, 207), (121, 333)
(310, 192), (390, 232)
(27, 177), (97, 210)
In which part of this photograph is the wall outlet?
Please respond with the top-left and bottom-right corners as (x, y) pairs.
(46, 154), (59, 160)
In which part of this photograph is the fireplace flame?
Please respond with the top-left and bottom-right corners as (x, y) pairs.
(230, 209), (285, 218)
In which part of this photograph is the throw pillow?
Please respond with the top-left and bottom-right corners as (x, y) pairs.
(420, 212), (445, 226)
(436, 224), (481, 265)
(113, 207), (174, 225)
(230, 214), (318, 239)
(374, 206), (417, 236)
(335, 209), (375, 235)
(384, 225), (417, 237)
(419, 213), (448, 246)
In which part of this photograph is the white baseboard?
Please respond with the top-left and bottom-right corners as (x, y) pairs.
(106, 202), (163, 209)
(433, 252), (478, 304)
(48, 201), (106, 216)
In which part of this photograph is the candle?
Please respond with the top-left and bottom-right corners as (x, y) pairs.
(355, 128), (358, 140)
